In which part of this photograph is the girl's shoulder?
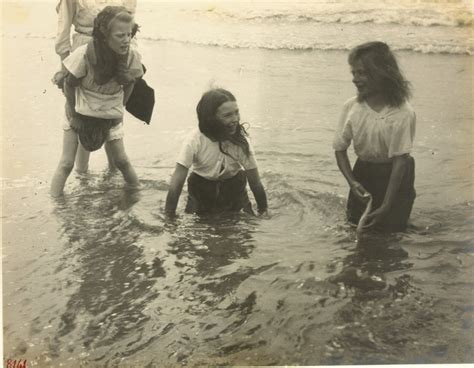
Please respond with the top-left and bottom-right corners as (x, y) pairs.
(342, 96), (366, 117)
(341, 96), (366, 121)
(386, 101), (416, 120)
(399, 101), (415, 115)
(128, 47), (142, 63)
(182, 129), (205, 148)
(63, 44), (89, 78)
(127, 47), (144, 78)
(342, 96), (359, 110)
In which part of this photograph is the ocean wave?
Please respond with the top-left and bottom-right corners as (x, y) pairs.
(195, 3), (472, 28)
(1, 31), (470, 56)
(140, 35), (472, 55)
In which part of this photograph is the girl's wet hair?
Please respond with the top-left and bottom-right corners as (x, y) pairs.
(196, 88), (251, 158)
(91, 6), (139, 85)
(349, 41), (411, 107)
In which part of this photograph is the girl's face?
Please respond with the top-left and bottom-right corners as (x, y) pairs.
(350, 59), (377, 99)
(107, 20), (133, 55)
(215, 101), (240, 136)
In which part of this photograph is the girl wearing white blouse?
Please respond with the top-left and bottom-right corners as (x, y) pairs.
(50, 6), (142, 197)
(165, 89), (268, 216)
(52, 0), (137, 173)
(334, 42), (416, 232)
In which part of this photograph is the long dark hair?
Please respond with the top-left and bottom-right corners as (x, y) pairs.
(196, 88), (251, 158)
(91, 6), (139, 85)
(348, 41), (411, 107)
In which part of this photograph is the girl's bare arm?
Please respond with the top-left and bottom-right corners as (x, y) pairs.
(246, 168), (268, 214)
(165, 164), (189, 214)
(335, 150), (368, 200)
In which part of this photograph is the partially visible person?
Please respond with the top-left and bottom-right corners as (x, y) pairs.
(334, 41), (416, 232)
(51, 6), (142, 197)
(52, 0), (137, 173)
(165, 89), (268, 216)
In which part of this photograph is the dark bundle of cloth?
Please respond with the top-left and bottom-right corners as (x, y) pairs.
(69, 113), (121, 152)
(126, 77), (154, 124)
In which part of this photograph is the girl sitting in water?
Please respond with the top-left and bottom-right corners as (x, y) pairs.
(165, 88), (268, 216)
(334, 41), (416, 232)
(51, 6), (143, 197)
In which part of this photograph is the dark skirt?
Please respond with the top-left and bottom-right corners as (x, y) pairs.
(185, 171), (253, 214)
(347, 157), (416, 232)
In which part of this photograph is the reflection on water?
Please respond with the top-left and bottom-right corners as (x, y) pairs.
(49, 186), (159, 362)
(2, 22), (473, 365)
(3, 170), (472, 366)
(39, 181), (276, 365)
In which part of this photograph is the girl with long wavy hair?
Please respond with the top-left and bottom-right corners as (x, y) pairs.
(334, 41), (416, 232)
(165, 88), (268, 215)
(50, 6), (142, 197)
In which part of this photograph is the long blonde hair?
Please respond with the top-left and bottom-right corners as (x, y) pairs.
(349, 41), (411, 107)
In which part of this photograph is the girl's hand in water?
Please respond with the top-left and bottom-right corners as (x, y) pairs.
(257, 209), (270, 219)
(350, 181), (370, 202)
(364, 205), (389, 228)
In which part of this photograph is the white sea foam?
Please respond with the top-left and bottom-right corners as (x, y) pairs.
(179, 0), (473, 27)
(2, 0), (472, 55)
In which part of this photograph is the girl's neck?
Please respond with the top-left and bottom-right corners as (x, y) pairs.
(364, 94), (387, 113)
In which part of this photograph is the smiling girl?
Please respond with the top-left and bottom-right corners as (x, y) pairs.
(165, 89), (268, 216)
(334, 42), (416, 232)
(50, 6), (143, 197)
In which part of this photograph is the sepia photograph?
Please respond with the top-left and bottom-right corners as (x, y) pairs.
(1, 0), (473, 366)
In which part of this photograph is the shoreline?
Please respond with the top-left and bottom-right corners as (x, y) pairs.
(1, 32), (473, 56)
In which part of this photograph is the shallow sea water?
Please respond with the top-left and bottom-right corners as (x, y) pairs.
(2, 1), (474, 366)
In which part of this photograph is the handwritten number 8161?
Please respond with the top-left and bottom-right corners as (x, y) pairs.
(6, 359), (27, 368)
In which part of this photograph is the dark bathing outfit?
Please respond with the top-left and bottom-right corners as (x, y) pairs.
(177, 129), (258, 215)
(347, 157), (416, 232)
(185, 171), (252, 214)
(334, 97), (417, 232)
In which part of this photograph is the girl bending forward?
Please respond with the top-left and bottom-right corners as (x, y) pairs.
(165, 89), (268, 216)
(334, 42), (416, 232)
(51, 6), (142, 197)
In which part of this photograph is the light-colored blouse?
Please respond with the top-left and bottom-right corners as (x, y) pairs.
(63, 44), (143, 119)
(177, 129), (258, 181)
(333, 96), (416, 163)
(55, 0), (137, 57)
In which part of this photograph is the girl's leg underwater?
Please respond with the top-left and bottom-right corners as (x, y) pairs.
(105, 143), (117, 171)
(105, 139), (139, 187)
(75, 141), (90, 174)
(50, 129), (80, 197)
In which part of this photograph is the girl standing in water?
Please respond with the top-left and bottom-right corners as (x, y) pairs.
(165, 89), (268, 216)
(50, 6), (142, 197)
(334, 41), (416, 232)
(52, 0), (137, 173)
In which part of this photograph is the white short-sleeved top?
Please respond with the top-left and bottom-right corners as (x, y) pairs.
(63, 44), (143, 118)
(333, 96), (416, 163)
(177, 129), (258, 181)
